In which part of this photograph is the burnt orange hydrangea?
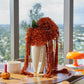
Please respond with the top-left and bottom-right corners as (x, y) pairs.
(26, 17), (59, 46)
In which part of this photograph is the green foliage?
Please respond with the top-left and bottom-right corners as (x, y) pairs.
(21, 21), (31, 32)
(32, 20), (37, 28)
(0, 25), (11, 62)
(21, 3), (44, 32)
(30, 3), (44, 22)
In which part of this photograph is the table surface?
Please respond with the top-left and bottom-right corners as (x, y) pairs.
(1, 74), (84, 84)
(0, 65), (75, 84)
(0, 73), (71, 84)
(0, 63), (84, 84)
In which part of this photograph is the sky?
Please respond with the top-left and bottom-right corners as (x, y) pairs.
(0, 0), (84, 24)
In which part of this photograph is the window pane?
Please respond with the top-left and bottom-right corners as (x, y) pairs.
(0, 0), (10, 62)
(73, 0), (84, 64)
(19, 0), (64, 64)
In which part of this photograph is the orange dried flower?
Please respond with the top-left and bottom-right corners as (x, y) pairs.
(26, 17), (59, 46)
(20, 17), (70, 78)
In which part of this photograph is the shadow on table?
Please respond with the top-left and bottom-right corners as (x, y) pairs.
(66, 75), (84, 84)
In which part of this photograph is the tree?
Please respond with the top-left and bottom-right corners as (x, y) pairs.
(29, 3), (44, 22)
(21, 3), (44, 32)
(0, 26), (11, 62)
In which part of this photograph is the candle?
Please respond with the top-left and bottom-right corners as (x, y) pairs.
(5, 64), (7, 73)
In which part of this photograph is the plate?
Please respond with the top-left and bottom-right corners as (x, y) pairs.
(54, 65), (75, 83)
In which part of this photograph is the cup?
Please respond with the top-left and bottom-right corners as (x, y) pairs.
(7, 61), (21, 74)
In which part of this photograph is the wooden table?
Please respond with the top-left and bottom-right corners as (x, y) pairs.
(0, 73), (71, 84)
(0, 63), (83, 84)
(0, 64), (75, 84)
(1, 74), (84, 84)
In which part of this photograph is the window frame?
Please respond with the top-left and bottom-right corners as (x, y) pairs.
(64, 0), (73, 64)
(10, 0), (19, 60)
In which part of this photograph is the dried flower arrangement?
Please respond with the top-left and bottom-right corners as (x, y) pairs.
(20, 17), (70, 77)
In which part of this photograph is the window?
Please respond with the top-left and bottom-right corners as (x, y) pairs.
(73, 0), (84, 64)
(0, 0), (74, 65)
(0, 0), (10, 62)
(19, 0), (64, 64)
